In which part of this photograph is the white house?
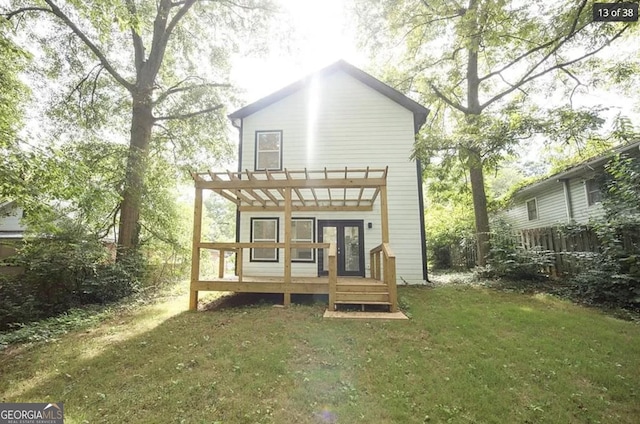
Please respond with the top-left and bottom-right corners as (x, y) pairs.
(0, 201), (26, 267)
(0, 201), (27, 240)
(502, 141), (640, 230)
(188, 61), (429, 311)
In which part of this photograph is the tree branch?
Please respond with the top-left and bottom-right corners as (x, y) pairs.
(42, 0), (134, 92)
(430, 83), (469, 114)
(145, 0), (197, 83)
(480, 25), (629, 111)
(3, 7), (52, 19)
(153, 79), (231, 105)
(65, 63), (103, 103)
(154, 104), (224, 121)
(478, 0), (589, 84)
(561, 68), (584, 107)
(124, 0), (146, 72)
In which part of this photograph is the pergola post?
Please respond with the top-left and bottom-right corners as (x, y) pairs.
(189, 187), (204, 310)
(380, 184), (389, 243)
(283, 187), (292, 306)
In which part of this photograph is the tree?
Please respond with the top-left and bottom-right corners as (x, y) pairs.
(357, 0), (632, 265)
(3, 0), (273, 260)
(0, 18), (29, 147)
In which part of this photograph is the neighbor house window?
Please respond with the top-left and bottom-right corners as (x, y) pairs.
(526, 198), (538, 221)
(250, 218), (279, 262)
(291, 218), (315, 262)
(255, 131), (282, 171)
(586, 179), (602, 206)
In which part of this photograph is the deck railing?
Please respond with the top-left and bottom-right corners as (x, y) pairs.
(369, 243), (398, 312)
(191, 242), (336, 309)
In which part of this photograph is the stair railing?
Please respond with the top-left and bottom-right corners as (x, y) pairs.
(328, 242), (338, 310)
(369, 243), (398, 312)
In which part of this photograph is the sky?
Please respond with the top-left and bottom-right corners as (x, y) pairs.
(230, 0), (365, 104)
(229, 0), (638, 126)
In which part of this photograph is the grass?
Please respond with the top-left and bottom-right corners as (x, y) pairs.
(1, 285), (639, 423)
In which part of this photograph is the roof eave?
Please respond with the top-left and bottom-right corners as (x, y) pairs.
(228, 60), (430, 134)
(513, 141), (640, 198)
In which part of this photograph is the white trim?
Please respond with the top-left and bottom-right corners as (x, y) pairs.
(250, 218), (279, 262)
(526, 198), (538, 221)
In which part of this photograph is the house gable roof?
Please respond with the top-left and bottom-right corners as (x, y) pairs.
(228, 60), (429, 134)
(512, 141), (640, 198)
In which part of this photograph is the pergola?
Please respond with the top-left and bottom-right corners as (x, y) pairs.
(189, 167), (397, 311)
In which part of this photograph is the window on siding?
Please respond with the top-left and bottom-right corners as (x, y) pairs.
(255, 131), (282, 171)
(526, 198), (538, 221)
(586, 179), (602, 206)
(291, 218), (315, 262)
(251, 218), (279, 262)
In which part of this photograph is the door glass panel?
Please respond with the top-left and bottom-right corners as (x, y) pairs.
(322, 226), (337, 272)
(344, 226), (360, 272)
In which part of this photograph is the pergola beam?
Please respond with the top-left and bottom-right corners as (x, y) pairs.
(195, 177), (386, 190)
(239, 205), (374, 212)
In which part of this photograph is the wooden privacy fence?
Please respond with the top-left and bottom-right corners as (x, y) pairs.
(445, 224), (638, 276)
(518, 227), (600, 276)
(517, 225), (639, 276)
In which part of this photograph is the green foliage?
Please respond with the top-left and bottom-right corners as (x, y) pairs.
(0, 305), (107, 349)
(422, 157), (476, 268)
(603, 153), (640, 220)
(0, 18), (30, 146)
(205, 193), (236, 242)
(426, 201), (476, 269)
(552, 152), (640, 309)
(482, 219), (555, 280)
(357, 0), (632, 265)
(0, 221), (142, 330)
(563, 153), (640, 309)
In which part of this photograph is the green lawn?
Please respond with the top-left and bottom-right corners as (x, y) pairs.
(1, 285), (639, 423)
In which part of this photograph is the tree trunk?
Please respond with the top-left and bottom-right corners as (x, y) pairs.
(117, 89), (154, 261)
(464, 0), (490, 266)
(469, 161), (490, 266)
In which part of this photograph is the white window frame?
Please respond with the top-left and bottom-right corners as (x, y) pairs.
(255, 130), (283, 171)
(291, 218), (315, 263)
(250, 218), (279, 262)
(526, 198), (538, 221)
(585, 179), (602, 206)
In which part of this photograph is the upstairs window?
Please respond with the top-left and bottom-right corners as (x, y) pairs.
(255, 131), (282, 171)
(527, 198), (538, 221)
(250, 218), (279, 262)
(586, 179), (602, 206)
(291, 218), (315, 262)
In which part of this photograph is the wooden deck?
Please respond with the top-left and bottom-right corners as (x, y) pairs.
(189, 168), (398, 312)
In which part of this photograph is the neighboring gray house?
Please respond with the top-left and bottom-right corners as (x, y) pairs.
(502, 141), (640, 231)
(0, 201), (27, 241)
(0, 201), (27, 268)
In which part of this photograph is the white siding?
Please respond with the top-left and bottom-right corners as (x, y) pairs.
(502, 177), (606, 231)
(502, 182), (569, 230)
(237, 71), (424, 283)
(0, 206), (26, 232)
(570, 178), (605, 223)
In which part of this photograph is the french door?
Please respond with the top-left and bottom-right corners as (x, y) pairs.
(318, 220), (365, 277)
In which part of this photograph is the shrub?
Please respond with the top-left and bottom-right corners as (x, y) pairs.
(0, 225), (142, 331)
(562, 153), (640, 309)
(481, 219), (555, 280)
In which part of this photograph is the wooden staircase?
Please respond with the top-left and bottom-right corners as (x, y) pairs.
(328, 243), (398, 313)
(333, 279), (393, 310)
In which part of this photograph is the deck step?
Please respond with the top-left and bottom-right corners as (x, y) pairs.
(335, 283), (388, 292)
(335, 291), (390, 303)
(334, 300), (392, 306)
